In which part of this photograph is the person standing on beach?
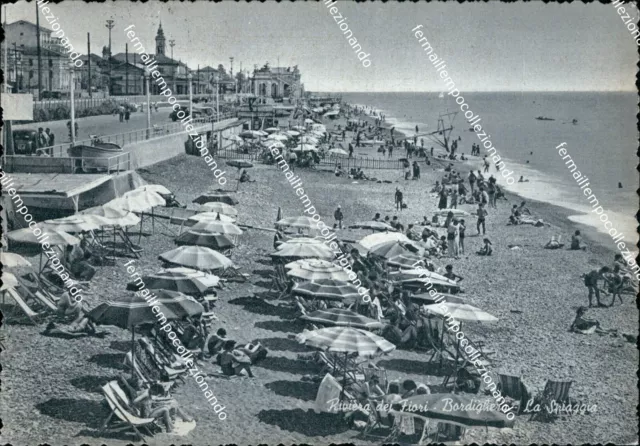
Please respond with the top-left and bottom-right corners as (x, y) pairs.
(450, 188), (458, 209)
(483, 156), (490, 173)
(388, 144), (393, 158)
(395, 188), (403, 211)
(348, 143), (354, 158)
(476, 203), (488, 235)
(583, 267), (610, 307)
(458, 219), (466, 255)
(447, 219), (460, 259)
(487, 178), (496, 208)
(334, 206), (344, 229)
(356, 131), (361, 148)
(438, 188), (448, 210)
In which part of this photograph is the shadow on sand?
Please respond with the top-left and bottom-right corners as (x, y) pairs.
(36, 398), (109, 428)
(257, 408), (353, 437)
(257, 336), (308, 352)
(265, 380), (319, 402)
(377, 358), (453, 377)
(254, 321), (302, 335)
(87, 353), (127, 371)
(70, 375), (118, 394)
(254, 355), (315, 375)
(228, 296), (295, 318)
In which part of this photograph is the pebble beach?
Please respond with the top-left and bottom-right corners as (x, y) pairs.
(1, 110), (638, 445)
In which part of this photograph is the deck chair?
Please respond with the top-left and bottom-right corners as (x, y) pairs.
(266, 263), (291, 299)
(219, 266), (249, 283)
(435, 422), (466, 442)
(13, 280), (58, 313)
(530, 379), (573, 421)
(1, 288), (42, 324)
(497, 374), (531, 414)
(362, 398), (401, 442)
(99, 381), (157, 441)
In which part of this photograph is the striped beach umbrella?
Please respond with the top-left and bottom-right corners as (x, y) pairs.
(159, 246), (234, 272)
(106, 189), (165, 213)
(159, 267), (220, 289)
(198, 202), (238, 218)
(292, 280), (361, 302)
(175, 230), (235, 250)
(272, 243), (334, 260)
(88, 293), (182, 329)
(423, 303), (498, 323)
(349, 221), (395, 232)
(287, 265), (350, 282)
(8, 228), (80, 246)
(0, 272), (19, 291)
(367, 241), (416, 259)
(387, 253), (424, 268)
(359, 232), (412, 250)
(187, 212), (236, 224)
(193, 192), (239, 206)
(300, 308), (384, 330)
(149, 289), (205, 318)
(80, 205), (141, 227)
(189, 220), (242, 236)
(126, 271), (210, 296)
(285, 258), (335, 270)
(389, 268), (452, 283)
(296, 326), (395, 357)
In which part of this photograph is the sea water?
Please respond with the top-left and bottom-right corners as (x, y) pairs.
(342, 92), (638, 242)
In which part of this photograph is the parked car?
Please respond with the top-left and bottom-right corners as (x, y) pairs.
(170, 103), (191, 121)
(12, 130), (39, 155)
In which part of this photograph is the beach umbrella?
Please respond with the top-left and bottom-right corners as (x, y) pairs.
(265, 140), (285, 149)
(276, 216), (316, 229)
(304, 118), (315, 124)
(267, 134), (289, 141)
(80, 205), (141, 227)
(197, 202), (238, 217)
(389, 268), (452, 283)
(292, 145), (318, 152)
(42, 216), (101, 233)
(187, 212), (236, 224)
(328, 148), (348, 157)
(159, 267), (220, 289)
(286, 130), (301, 137)
(159, 246), (234, 271)
(410, 291), (466, 305)
(107, 188), (165, 213)
(296, 326), (395, 356)
(323, 110), (339, 117)
(134, 184), (172, 196)
(301, 136), (319, 144)
(175, 230), (235, 250)
(434, 209), (471, 218)
(189, 220), (242, 235)
(423, 303), (498, 323)
(264, 127), (279, 133)
(149, 289), (205, 318)
(227, 159), (253, 169)
(227, 134), (244, 143)
(391, 394), (515, 429)
(367, 241), (422, 259)
(349, 221), (396, 232)
(0, 252), (32, 268)
(287, 260), (350, 281)
(387, 254), (424, 268)
(359, 232), (412, 250)
(193, 192), (239, 206)
(0, 271), (19, 291)
(292, 125), (306, 131)
(281, 237), (324, 246)
(285, 258), (335, 269)
(240, 130), (262, 139)
(8, 228), (80, 246)
(300, 307), (384, 330)
(127, 271), (209, 296)
(88, 293), (182, 329)
(272, 243), (335, 260)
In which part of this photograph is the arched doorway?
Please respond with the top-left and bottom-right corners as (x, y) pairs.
(271, 83), (278, 98)
(259, 83), (267, 96)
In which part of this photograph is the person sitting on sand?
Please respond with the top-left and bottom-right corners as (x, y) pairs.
(570, 306), (603, 333)
(56, 291), (85, 323)
(207, 328), (228, 358)
(431, 181), (443, 193)
(239, 169), (255, 183)
(570, 230), (587, 251)
(544, 235), (565, 249)
(405, 224), (419, 241)
(334, 163), (344, 177)
(582, 266), (610, 307)
(220, 340), (254, 378)
(127, 378), (176, 433)
(605, 266), (624, 306)
(443, 264), (463, 283)
(517, 201), (531, 215)
(477, 238), (493, 256)
(509, 204), (521, 225)
(373, 213), (381, 222)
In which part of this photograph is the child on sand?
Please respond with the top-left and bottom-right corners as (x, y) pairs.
(476, 203), (488, 235)
(477, 238), (493, 256)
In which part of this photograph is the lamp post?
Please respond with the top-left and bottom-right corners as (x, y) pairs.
(215, 74), (220, 119)
(69, 61), (76, 144)
(145, 70), (151, 139)
(188, 72), (193, 118)
(105, 18), (115, 96)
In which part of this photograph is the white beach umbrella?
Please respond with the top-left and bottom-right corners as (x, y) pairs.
(359, 232), (412, 250)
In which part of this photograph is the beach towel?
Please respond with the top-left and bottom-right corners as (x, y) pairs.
(314, 373), (343, 414)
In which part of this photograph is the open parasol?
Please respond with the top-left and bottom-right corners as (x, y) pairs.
(159, 245), (234, 271)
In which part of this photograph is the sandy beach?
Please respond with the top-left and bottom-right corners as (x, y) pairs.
(1, 109), (638, 444)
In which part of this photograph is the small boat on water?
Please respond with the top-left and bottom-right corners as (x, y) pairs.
(438, 91), (445, 98)
(535, 116), (555, 121)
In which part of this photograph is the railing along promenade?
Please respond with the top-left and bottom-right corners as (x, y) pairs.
(40, 112), (237, 157)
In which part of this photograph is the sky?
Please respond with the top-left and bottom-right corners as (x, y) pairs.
(5, 0), (639, 92)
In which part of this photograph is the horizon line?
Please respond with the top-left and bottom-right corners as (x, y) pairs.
(309, 90), (637, 94)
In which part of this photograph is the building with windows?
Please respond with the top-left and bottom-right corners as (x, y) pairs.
(251, 64), (303, 99)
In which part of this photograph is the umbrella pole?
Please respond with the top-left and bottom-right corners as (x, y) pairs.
(151, 207), (155, 235)
(340, 352), (348, 403)
(131, 328), (136, 380)
(439, 318), (445, 372)
(138, 212), (144, 244)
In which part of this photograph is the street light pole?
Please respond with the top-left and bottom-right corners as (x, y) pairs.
(145, 71), (151, 139)
(106, 18), (115, 96)
(188, 72), (193, 118)
(215, 74), (219, 119)
(169, 40), (176, 92)
(69, 61), (76, 144)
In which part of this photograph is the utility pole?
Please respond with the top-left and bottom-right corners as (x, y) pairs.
(105, 18), (115, 96)
(87, 33), (92, 98)
(197, 64), (200, 95)
(36, 0), (42, 98)
(169, 39), (176, 92)
(125, 43), (129, 95)
(133, 53), (137, 94)
(13, 43), (19, 93)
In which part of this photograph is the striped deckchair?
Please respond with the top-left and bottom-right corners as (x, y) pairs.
(99, 381), (156, 441)
(497, 374), (530, 413)
(1, 288), (41, 324)
(267, 263), (290, 299)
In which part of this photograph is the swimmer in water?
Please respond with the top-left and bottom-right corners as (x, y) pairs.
(518, 176), (529, 183)
(618, 182), (623, 188)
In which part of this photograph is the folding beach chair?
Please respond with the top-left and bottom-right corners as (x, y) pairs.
(1, 288), (42, 325)
(530, 379), (573, 421)
(497, 374), (531, 414)
(266, 263), (290, 299)
(99, 381), (157, 441)
(219, 265), (250, 283)
(362, 398), (401, 442)
(435, 422), (466, 442)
